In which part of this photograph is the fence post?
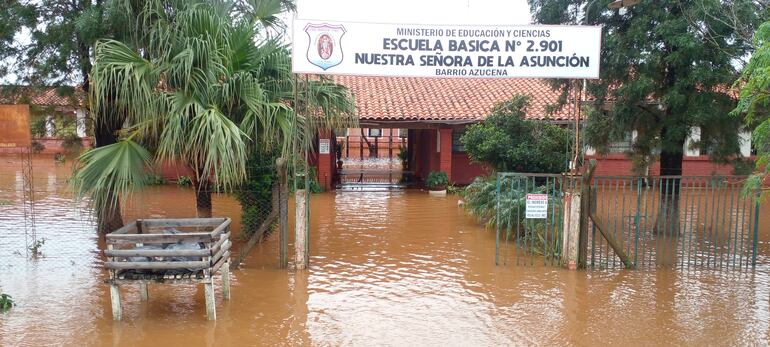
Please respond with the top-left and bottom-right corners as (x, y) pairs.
(562, 176), (581, 270)
(578, 160), (597, 269)
(276, 158), (289, 269)
(294, 189), (309, 270)
(752, 188), (761, 268)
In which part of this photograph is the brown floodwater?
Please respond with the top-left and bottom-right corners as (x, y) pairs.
(1, 157), (770, 346)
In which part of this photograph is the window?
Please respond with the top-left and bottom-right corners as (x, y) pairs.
(368, 128), (382, 137)
(399, 129), (408, 138)
(452, 128), (466, 152)
(608, 132), (633, 153)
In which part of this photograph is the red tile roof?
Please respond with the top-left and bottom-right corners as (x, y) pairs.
(0, 86), (83, 107)
(1, 77), (574, 123)
(333, 76), (571, 122)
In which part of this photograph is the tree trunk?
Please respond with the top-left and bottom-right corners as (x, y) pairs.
(195, 179), (213, 218)
(93, 98), (125, 233)
(656, 127), (685, 237)
(97, 192), (124, 235)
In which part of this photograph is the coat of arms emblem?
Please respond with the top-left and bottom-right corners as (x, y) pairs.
(304, 23), (346, 71)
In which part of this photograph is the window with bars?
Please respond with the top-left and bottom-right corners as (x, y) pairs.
(452, 129), (466, 153)
(608, 132), (633, 153)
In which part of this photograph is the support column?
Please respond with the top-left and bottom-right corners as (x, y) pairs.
(110, 284), (122, 321)
(45, 115), (55, 137)
(139, 283), (149, 301)
(294, 189), (308, 270)
(222, 260), (231, 300)
(561, 191), (581, 270)
(204, 280), (216, 320)
(76, 109), (87, 137)
(439, 128), (453, 181)
(277, 158), (289, 269)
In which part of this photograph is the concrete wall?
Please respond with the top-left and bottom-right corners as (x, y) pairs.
(0, 137), (92, 155)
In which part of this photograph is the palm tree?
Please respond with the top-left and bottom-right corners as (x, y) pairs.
(73, 0), (355, 231)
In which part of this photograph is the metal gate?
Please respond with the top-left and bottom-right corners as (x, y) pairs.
(587, 176), (761, 270)
(495, 173), (565, 266)
(494, 173), (762, 270)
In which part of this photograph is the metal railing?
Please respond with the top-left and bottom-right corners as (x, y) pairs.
(495, 173), (565, 267)
(587, 176), (761, 270)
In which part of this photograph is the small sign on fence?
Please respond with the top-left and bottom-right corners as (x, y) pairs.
(525, 193), (548, 219)
(319, 139), (331, 154)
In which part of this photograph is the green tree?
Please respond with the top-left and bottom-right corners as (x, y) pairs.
(1, 0), (132, 231)
(734, 21), (770, 192)
(72, 0), (354, 232)
(530, 0), (763, 233)
(461, 95), (572, 173)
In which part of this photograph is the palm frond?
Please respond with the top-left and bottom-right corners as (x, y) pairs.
(71, 140), (154, 219)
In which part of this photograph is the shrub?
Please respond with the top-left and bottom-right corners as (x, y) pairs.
(460, 95), (572, 173)
(426, 171), (449, 190)
(0, 293), (14, 313)
(30, 115), (47, 137)
(61, 133), (83, 155)
(28, 238), (46, 257)
(177, 176), (192, 187)
(146, 173), (166, 185)
(461, 176), (561, 255)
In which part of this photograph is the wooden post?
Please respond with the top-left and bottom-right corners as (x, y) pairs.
(277, 158), (289, 269)
(562, 189), (581, 270)
(139, 283), (149, 301)
(222, 259), (231, 300)
(294, 189), (308, 270)
(204, 240), (216, 320)
(107, 242), (122, 321)
(204, 280), (216, 320)
(388, 130), (393, 158)
(110, 284), (122, 321)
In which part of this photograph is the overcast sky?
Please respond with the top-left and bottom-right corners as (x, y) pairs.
(294, 0), (532, 25)
(2, 0), (533, 84)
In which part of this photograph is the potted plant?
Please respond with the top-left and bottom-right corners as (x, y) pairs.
(397, 146), (408, 170)
(425, 171), (449, 196)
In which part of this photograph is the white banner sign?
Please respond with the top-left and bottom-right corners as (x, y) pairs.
(526, 194), (548, 219)
(292, 19), (601, 79)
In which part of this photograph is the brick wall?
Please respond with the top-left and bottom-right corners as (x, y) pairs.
(590, 154), (746, 176)
(451, 153), (490, 185)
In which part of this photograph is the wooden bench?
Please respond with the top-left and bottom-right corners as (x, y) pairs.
(104, 218), (232, 321)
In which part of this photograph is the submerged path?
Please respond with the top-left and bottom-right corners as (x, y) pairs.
(1, 157), (770, 346)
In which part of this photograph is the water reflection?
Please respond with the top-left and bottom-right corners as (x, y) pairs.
(0, 157), (769, 346)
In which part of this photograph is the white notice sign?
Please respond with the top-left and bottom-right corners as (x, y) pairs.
(525, 194), (548, 219)
(319, 139), (331, 154)
(292, 19), (602, 79)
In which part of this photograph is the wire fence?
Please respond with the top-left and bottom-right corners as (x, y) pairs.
(0, 170), (280, 262)
(493, 171), (763, 271)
